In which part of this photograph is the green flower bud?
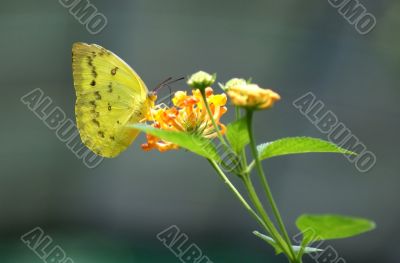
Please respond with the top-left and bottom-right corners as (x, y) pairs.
(187, 71), (216, 90)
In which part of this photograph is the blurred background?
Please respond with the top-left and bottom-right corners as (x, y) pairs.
(1, 0), (399, 262)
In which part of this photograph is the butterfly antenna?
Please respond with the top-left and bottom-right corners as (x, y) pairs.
(166, 76), (185, 86)
(165, 84), (173, 107)
(153, 77), (173, 92)
(152, 76), (185, 93)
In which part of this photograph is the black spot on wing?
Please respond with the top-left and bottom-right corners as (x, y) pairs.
(134, 110), (142, 117)
(92, 68), (98, 78)
(111, 67), (119, 75)
(87, 55), (97, 78)
(87, 56), (93, 66)
(92, 119), (100, 127)
(94, 91), (101, 100)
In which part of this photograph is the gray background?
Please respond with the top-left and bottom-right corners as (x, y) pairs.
(1, 0), (399, 262)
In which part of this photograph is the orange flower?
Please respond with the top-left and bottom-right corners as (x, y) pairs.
(141, 87), (227, 152)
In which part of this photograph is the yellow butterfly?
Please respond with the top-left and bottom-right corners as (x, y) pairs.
(72, 42), (157, 158)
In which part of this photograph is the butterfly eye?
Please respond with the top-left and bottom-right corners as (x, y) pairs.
(148, 92), (157, 101)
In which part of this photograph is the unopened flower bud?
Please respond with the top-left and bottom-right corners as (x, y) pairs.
(187, 71), (216, 90)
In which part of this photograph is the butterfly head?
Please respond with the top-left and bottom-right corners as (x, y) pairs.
(148, 77), (184, 109)
(147, 91), (158, 102)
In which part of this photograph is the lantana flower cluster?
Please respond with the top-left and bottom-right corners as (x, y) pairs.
(141, 71), (280, 152)
(141, 87), (227, 151)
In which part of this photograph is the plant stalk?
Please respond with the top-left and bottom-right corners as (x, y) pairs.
(200, 89), (228, 146)
(207, 159), (269, 232)
(246, 110), (297, 261)
(242, 176), (293, 260)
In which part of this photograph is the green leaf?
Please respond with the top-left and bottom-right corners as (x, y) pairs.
(226, 117), (249, 154)
(296, 214), (376, 244)
(257, 137), (356, 160)
(131, 124), (220, 161)
(253, 231), (323, 255)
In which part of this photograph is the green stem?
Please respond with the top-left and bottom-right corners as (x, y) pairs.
(246, 110), (297, 261)
(235, 106), (249, 174)
(235, 106), (241, 121)
(242, 176), (293, 259)
(208, 159), (297, 261)
(295, 237), (309, 262)
(207, 159), (268, 231)
(200, 89), (228, 146)
(235, 107), (292, 260)
(247, 160), (255, 173)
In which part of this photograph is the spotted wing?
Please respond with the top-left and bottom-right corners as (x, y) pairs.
(72, 42), (149, 158)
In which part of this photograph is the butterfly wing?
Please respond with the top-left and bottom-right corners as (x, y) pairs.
(72, 42), (149, 158)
